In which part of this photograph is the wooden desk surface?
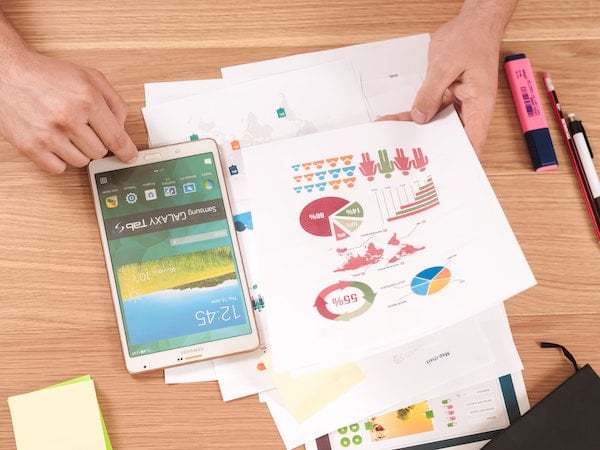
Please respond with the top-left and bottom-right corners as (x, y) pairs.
(1, 1), (599, 448)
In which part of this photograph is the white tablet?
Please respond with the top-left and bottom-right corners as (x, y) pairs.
(88, 139), (259, 373)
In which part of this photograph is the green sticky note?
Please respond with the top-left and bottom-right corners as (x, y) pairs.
(8, 375), (111, 450)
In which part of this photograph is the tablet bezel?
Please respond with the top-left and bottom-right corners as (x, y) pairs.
(88, 139), (259, 373)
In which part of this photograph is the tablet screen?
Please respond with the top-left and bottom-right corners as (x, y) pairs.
(93, 153), (253, 358)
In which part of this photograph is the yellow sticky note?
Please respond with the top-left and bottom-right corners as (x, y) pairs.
(8, 377), (108, 450)
(263, 352), (364, 423)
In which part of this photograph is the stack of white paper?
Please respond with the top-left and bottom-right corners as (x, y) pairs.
(142, 34), (535, 450)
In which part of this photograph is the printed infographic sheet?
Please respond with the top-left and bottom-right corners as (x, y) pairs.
(312, 373), (527, 450)
(260, 303), (525, 449)
(243, 111), (536, 373)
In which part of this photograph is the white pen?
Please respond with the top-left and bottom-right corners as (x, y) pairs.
(568, 113), (600, 214)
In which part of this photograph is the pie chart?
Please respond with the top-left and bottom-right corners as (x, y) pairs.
(410, 266), (451, 296)
(299, 197), (363, 240)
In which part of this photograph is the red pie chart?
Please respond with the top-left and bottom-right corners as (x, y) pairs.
(299, 197), (363, 240)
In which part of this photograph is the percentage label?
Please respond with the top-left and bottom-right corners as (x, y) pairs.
(331, 293), (358, 306)
(345, 206), (362, 216)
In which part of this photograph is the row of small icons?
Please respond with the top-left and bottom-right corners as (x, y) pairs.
(104, 181), (211, 208)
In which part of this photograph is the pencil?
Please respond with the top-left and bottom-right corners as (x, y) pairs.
(543, 72), (600, 241)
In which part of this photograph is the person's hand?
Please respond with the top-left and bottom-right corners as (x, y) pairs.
(380, 2), (515, 156)
(412, 12), (501, 155)
(0, 47), (138, 173)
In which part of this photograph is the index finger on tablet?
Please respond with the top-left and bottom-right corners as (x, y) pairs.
(89, 104), (138, 163)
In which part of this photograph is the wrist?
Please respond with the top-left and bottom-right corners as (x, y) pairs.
(458, 0), (518, 42)
(0, 12), (32, 73)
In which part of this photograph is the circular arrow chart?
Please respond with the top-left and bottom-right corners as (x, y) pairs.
(314, 281), (376, 321)
(410, 266), (451, 296)
(299, 197), (364, 240)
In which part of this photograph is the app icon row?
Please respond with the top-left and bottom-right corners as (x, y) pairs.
(104, 182), (200, 208)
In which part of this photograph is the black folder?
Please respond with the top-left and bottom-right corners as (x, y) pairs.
(482, 361), (600, 449)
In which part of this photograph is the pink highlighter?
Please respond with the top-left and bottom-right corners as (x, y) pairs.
(504, 53), (558, 171)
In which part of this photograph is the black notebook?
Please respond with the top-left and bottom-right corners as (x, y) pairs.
(482, 361), (600, 449)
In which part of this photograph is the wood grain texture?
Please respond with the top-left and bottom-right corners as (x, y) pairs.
(1, 1), (599, 449)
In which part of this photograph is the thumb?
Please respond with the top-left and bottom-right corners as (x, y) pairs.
(411, 63), (457, 124)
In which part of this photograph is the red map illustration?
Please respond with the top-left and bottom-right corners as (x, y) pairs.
(334, 232), (425, 272)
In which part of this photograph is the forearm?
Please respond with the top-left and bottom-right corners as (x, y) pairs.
(459, 0), (518, 41)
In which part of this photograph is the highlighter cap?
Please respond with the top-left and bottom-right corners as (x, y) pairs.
(524, 128), (558, 171)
